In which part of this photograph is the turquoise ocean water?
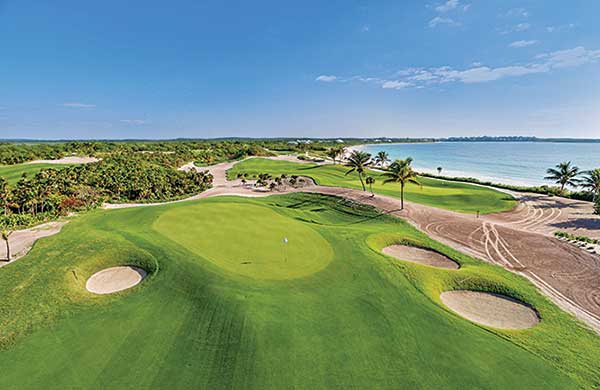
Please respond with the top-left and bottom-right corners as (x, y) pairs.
(359, 142), (600, 187)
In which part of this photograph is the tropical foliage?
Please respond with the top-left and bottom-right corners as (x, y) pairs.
(345, 150), (372, 191)
(382, 158), (419, 210)
(326, 147), (345, 164)
(578, 169), (600, 202)
(374, 151), (390, 167)
(545, 161), (580, 195)
(0, 155), (212, 228)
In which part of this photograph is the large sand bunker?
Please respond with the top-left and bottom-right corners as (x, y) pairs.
(86, 266), (147, 294)
(383, 245), (459, 269)
(27, 156), (100, 164)
(441, 290), (539, 329)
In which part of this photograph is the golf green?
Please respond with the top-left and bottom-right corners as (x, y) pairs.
(0, 194), (597, 389)
(155, 202), (333, 280)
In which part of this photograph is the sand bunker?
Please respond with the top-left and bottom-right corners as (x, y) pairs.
(86, 266), (147, 294)
(27, 156), (100, 164)
(383, 245), (459, 269)
(440, 290), (539, 329)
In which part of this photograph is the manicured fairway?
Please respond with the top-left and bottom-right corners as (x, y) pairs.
(227, 158), (516, 214)
(0, 163), (69, 184)
(0, 194), (598, 389)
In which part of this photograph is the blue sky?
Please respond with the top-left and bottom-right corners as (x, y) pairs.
(1, 0), (599, 139)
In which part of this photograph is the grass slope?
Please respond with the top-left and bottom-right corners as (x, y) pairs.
(0, 163), (69, 184)
(0, 194), (597, 389)
(227, 158), (516, 214)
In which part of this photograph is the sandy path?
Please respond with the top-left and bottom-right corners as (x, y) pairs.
(26, 156), (100, 164)
(104, 157), (600, 333)
(0, 221), (68, 266)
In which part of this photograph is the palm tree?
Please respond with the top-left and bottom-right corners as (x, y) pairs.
(437, 167), (443, 175)
(326, 148), (339, 164)
(545, 161), (580, 195)
(365, 176), (375, 197)
(374, 151), (390, 167)
(1, 229), (12, 261)
(345, 150), (372, 191)
(579, 168), (600, 201)
(0, 177), (9, 216)
(382, 158), (419, 210)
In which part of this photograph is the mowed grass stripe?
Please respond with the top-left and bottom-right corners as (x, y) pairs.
(227, 158), (516, 214)
(0, 194), (596, 389)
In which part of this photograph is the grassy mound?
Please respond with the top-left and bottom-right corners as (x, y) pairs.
(227, 158), (516, 214)
(0, 194), (597, 389)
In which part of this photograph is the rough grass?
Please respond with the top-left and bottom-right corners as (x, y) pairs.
(0, 163), (70, 184)
(227, 158), (516, 214)
(0, 194), (597, 389)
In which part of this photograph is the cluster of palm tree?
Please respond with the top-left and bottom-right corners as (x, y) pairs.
(345, 150), (419, 210)
(545, 162), (600, 201)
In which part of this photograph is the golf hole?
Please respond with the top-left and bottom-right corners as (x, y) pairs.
(86, 266), (147, 294)
(440, 290), (539, 329)
(383, 245), (459, 269)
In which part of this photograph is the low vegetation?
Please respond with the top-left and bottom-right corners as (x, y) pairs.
(554, 231), (600, 246)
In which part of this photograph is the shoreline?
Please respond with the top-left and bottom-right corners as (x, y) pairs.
(356, 142), (581, 189)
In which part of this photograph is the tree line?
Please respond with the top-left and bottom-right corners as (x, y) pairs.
(0, 154), (212, 230)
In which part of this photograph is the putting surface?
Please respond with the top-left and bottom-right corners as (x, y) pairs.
(154, 202), (333, 280)
(0, 194), (598, 389)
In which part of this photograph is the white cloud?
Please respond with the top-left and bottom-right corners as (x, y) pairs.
(321, 46), (600, 91)
(435, 0), (459, 12)
(428, 16), (461, 28)
(506, 8), (529, 18)
(316, 75), (337, 82)
(538, 46), (600, 68)
(501, 23), (530, 34)
(509, 40), (538, 48)
(61, 102), (96, 108)
(120, 119), (148, 125)
(546, 23), (575, 33)
(381, 80), (412, 90)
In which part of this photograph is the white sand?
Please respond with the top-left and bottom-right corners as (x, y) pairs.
(383, 245), (459, 269)
(440, 290), (539, 329)
(86, 266), (147, 294)
(27, 156), (100, 164)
